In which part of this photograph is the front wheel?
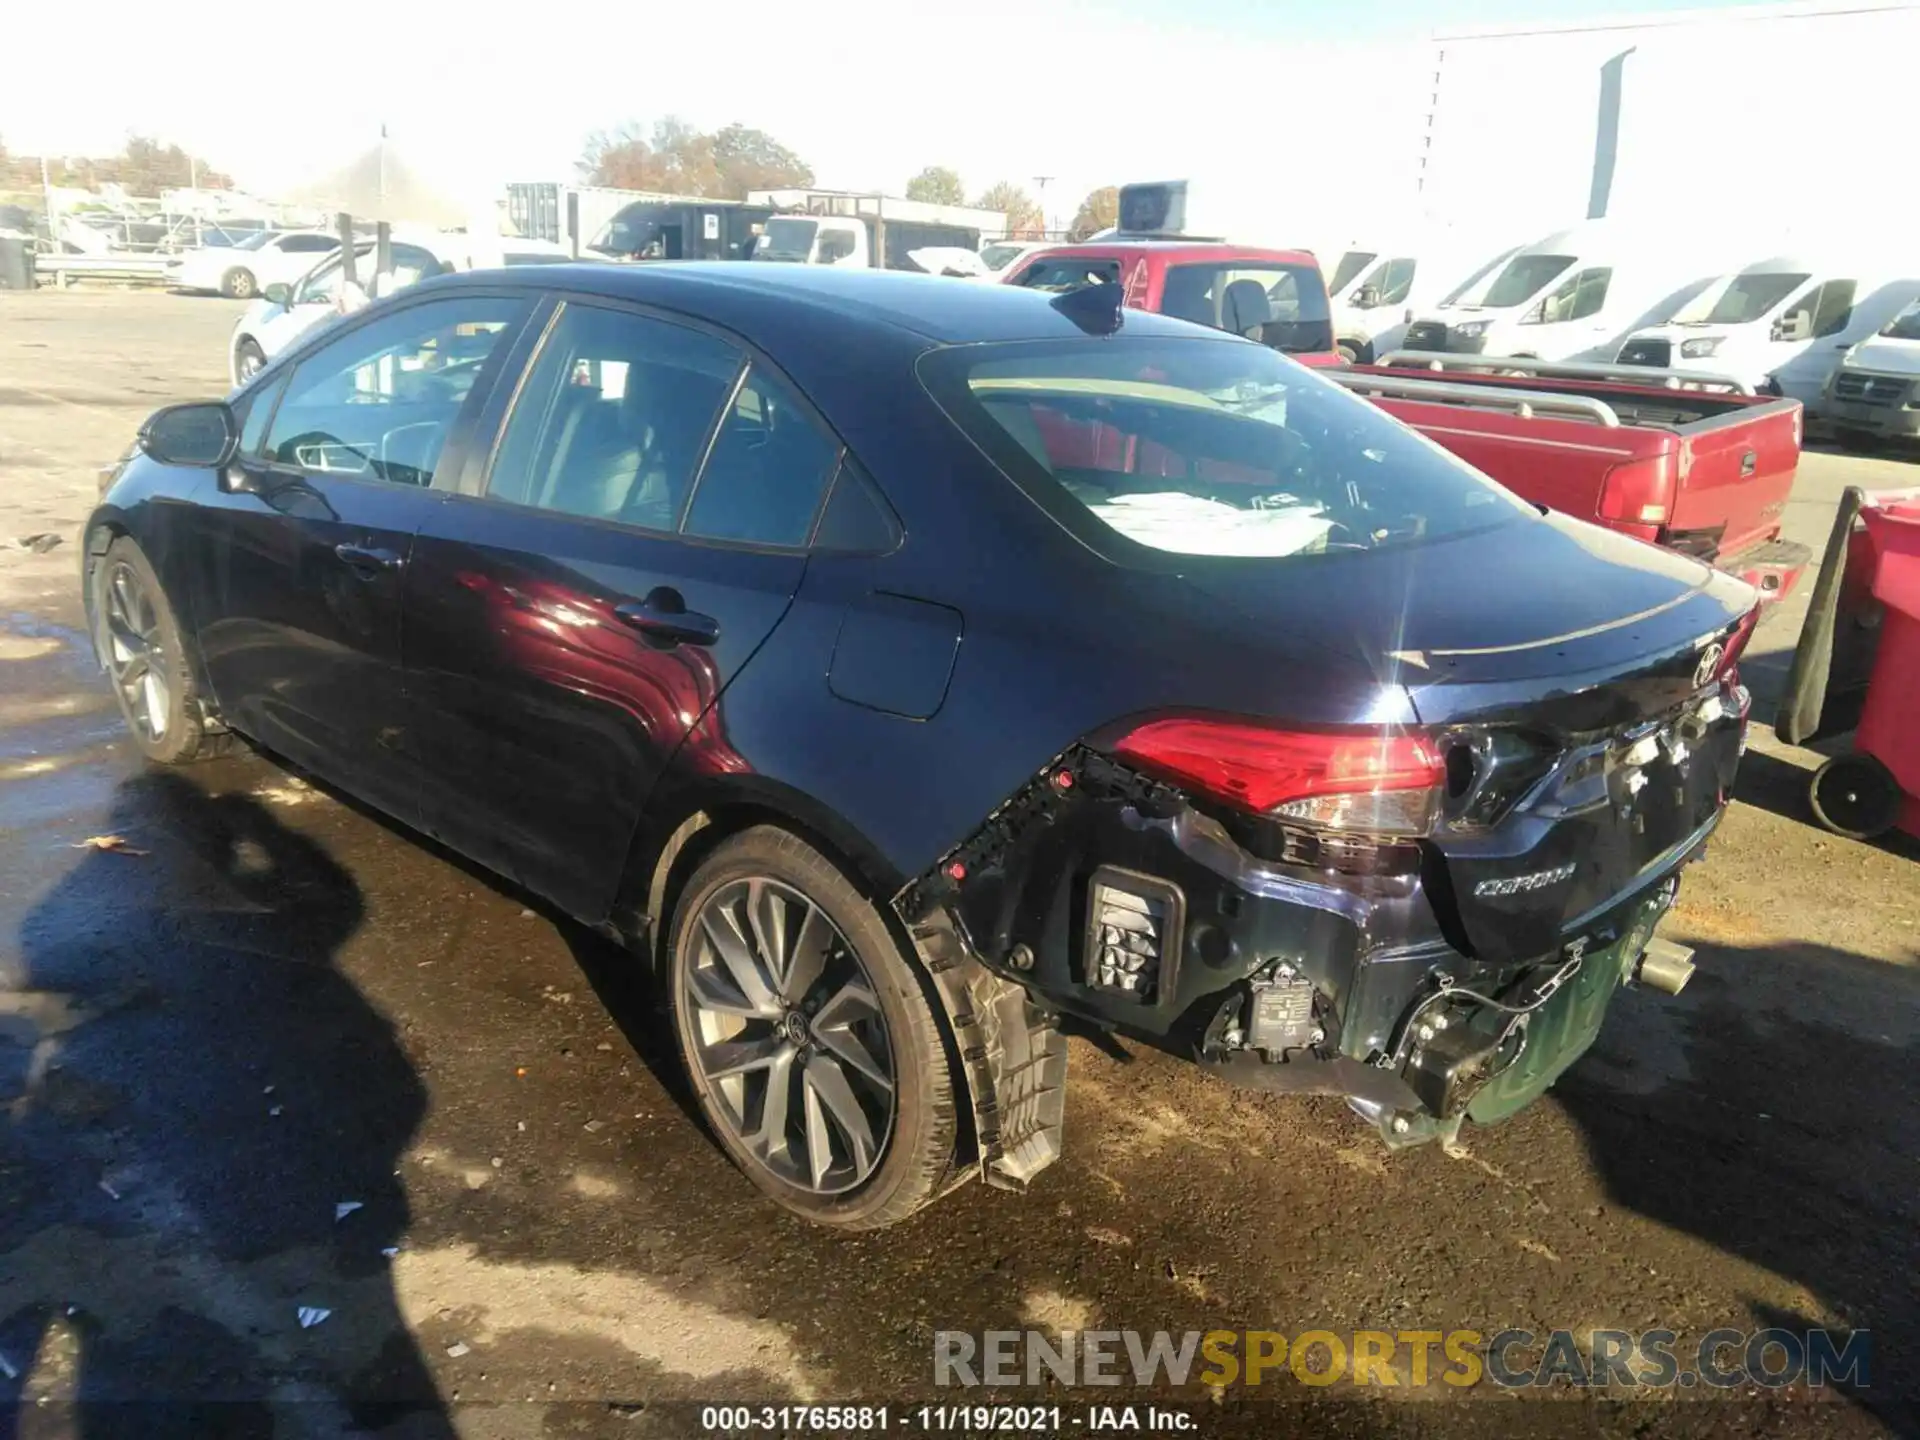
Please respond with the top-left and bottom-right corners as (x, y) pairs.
(221, 266), (257, 300)
(91, 536), (236, 765)
(235, 338), (267, 382)
(666, 826), (959, 1229)
(1809, 753), (1901, 840)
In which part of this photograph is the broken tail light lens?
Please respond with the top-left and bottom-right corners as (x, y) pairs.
(1112, 720), (1447, 836)
(1718, 602), (1761, 678)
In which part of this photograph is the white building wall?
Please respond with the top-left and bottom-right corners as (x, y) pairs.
(1417, 1), (1920, 249)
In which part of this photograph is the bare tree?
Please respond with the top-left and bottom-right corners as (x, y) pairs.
(973, 181), (1044, 237)
(905, 166), (966, 206)
(581, 118), (812, 199)
(1068, 186), (1118, 241)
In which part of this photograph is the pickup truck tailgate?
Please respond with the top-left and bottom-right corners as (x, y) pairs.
(1665, 400), (1802, 560)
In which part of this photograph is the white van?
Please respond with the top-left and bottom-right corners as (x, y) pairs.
(1617, 257), (1920, 405)
(1324, 234), (1520, 363)
(1399, 222), (1725, 364)
(1815, 299), (1920, 443)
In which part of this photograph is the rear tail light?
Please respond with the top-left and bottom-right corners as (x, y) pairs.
(1112, 719), (1446, 837)
(1597, 457), (1673, 527)
(1716, 603), (1762, 679)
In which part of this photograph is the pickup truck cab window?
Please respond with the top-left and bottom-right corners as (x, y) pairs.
(1163, 262), (1332, 352)
(1014, 259), (1124, 293)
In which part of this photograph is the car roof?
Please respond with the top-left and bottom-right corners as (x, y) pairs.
(1026, 240), (1321, 267)
(419, 262), (1233, 344)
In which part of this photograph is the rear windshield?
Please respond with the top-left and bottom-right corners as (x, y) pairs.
(918, 337), (1530, 563)
(1453, 253), (1576, 309)
(1673, 271), (1812, 326)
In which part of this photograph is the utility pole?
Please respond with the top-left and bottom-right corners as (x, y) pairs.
(1032, 175), (1053, 237)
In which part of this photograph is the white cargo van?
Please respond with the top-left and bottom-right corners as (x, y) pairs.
(1815, 299), (1920, 443)
(1617, 257), (1920, 405)
(1324, 234), (1520, 363)
(1399, 222), (1725, 364)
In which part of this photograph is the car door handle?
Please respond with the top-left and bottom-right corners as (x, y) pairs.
(334, 542), (405, 578)
(614, 589), (720, 647)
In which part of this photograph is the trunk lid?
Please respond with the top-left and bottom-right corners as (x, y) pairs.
(1184, 509), (1757, 964)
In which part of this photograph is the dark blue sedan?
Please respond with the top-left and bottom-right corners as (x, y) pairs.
(84, 264), (1758, 1227)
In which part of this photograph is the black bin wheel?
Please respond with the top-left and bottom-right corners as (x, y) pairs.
(1808, 753), (1902, 840)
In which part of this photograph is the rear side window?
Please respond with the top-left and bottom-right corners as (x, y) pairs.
(1014, 259), (1123, 293)
(918, 337), (1529, 564)
(682, 366), (841, 547)
(486, 302), (744, 528)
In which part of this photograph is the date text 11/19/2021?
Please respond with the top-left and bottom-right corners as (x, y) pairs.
(699, 1405), (1198, 1433)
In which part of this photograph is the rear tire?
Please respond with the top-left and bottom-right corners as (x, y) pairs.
(91, 535), (237, 766)
(1808, 753), (1901, 840)
(666, 825), (958, 1229)
(221, 266), (257, 300)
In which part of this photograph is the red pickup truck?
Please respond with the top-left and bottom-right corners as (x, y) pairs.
(1001, 240), (1343, 368)
(1336, 357), (1810, 599)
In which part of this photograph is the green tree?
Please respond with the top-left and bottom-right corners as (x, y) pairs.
(1068, 186), (1118, 241)
(973, 181), (1044, 237)
(905, 166), (966, 206)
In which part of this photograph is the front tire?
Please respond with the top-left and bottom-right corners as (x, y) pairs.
(235, 338), (267, 383)
(666, 826), (958, 1229)
(91, 536), (236, 765)
(221, 266), (257, 300)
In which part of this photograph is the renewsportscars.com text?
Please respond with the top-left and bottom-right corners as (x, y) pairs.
(933, 1328), (1871, 1391)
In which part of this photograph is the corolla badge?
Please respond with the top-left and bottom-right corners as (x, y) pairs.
(1693, 641), (1726, 690)
(1474, 861), (1577, 897)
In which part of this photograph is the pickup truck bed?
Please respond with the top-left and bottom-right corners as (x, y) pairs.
(1334, 357), (1811, 600)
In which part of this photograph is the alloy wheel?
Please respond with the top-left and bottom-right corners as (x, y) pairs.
(104, 561), (170, 742)
(682, 876), (896, 1195)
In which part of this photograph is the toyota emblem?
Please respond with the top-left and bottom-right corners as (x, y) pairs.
(1693, 642), (1725, 689)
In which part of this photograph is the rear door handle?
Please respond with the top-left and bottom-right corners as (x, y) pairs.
(334, 542), (405, 578)
(614, 588), (720, 647)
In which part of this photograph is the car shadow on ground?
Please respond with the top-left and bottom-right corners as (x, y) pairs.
(1558, 933), (1920, 1434)
(0, 769), (454, 1438)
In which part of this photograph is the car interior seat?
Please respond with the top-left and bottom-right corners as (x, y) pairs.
(1222, 279), (1271, 339)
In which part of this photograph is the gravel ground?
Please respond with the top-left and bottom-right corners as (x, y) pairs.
(1, 289), (1916, 1440)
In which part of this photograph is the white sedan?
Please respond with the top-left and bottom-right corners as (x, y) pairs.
(228, 234), (584, 385)
(168, 230), (343, 299)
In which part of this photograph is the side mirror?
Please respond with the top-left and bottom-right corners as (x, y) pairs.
(263, 282), (292, 306)
(1773, 312), (1811, 342)
(1351, 284), (1381, 308)
(138, 402), (238, 468)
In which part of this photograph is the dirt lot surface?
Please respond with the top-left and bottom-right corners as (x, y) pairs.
(1, 290), (1916, 1439)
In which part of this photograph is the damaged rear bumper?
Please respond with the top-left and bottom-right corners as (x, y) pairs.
(895, 687), (1743, 1172)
